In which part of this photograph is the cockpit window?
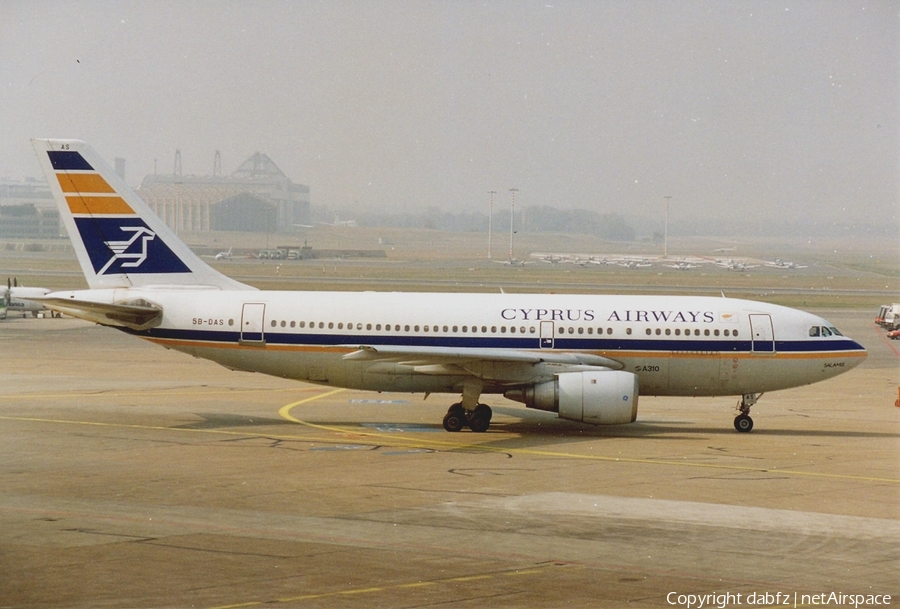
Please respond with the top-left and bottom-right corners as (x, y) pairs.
(810, 325), (844, 338)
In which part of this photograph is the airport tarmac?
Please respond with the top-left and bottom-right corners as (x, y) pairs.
(1, 310), (898, 608)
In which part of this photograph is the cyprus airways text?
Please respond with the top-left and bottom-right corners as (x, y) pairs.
(500, 309), (716, 323)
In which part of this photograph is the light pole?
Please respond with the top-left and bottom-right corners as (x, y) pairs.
(663, 195), (671, 258)
(509, 188), (518, 261)
(488, 190), (496, 260)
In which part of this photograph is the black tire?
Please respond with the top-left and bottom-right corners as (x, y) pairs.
(468, 413), (490, 433)
(734, 414), (754, 433)
(474, 404), (493, 422)
(443, 412), (465, 432)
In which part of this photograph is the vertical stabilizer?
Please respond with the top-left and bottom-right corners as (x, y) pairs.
(32, 139), (254, 291)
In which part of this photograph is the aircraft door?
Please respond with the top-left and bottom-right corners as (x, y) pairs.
(540, 321), (554, 348)
(240, 303), (266, 345)
(749, 314), (774, 353)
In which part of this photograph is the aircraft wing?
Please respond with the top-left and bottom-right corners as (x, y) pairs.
(37, 297), (163, 331)
(343, 344), (624, 384)
(344, 344), (622, 367)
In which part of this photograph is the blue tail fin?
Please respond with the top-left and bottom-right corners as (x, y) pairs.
(32, 139), (253, 291)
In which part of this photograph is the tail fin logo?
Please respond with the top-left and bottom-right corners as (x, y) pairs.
(99, 226), (156, 274)
(76, 218), (190, 276)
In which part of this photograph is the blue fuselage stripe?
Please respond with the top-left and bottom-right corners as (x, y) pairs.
(130, 327), (864, 355)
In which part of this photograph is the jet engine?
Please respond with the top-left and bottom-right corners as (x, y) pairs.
(505, 370), (638, 425)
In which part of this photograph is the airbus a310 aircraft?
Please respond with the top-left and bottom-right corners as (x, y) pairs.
(32, 139), (867, 433)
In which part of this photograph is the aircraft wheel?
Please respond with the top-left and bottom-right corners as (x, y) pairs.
(467, 404), (492, 433)
(443, 404), (465, 432)
(734, 414), (754, 433)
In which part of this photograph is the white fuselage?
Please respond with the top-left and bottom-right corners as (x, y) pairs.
(62, 288), (867, 399)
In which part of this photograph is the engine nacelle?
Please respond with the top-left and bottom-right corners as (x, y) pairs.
(505, 370), (639, 425)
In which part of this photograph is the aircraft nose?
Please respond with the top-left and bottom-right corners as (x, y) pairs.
(845, 338), (867, 368)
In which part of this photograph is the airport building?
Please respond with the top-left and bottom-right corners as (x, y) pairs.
(136, 152), (311, 233)
(1, 150), (310, 239)
(0, 179), (59, 239)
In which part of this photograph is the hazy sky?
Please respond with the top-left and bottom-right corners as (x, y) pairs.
(2, 1), (897, 228)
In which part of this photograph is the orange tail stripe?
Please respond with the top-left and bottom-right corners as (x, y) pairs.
(66, 195), (134, 215)
(56, 173), (115, 194)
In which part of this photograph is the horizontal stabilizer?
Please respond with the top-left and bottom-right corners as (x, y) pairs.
(38, 297), (162, 331)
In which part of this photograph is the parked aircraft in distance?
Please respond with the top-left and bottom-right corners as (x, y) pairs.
(32, 139), (867, 433)
(202, 247), (234, 261)
(493, 257), (533, 267)
(663, 261), (700, 271)
(715, 259), (757, 272)
(318, 216), (358, 227)
(617, 259), (653, 269)
(765, 259), (808, 269)
(2, 278), (53, 317)
(536, 254), (567, 265)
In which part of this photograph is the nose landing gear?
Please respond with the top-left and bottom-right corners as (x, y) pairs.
(734, 393), (762, 432)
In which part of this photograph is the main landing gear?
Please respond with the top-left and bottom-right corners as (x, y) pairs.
(443, 403), (493, 433)
(734, 393), (762, 433)
(442, 379), (492, 432)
